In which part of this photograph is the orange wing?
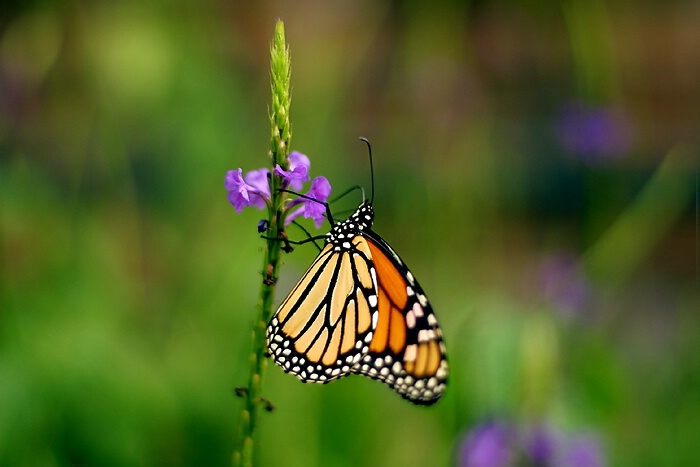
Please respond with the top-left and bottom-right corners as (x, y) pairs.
(351, 230), (448, 405)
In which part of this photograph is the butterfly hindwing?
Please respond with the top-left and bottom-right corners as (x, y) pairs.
(351, 229), (448, 405)
(267, 237), (379, 383)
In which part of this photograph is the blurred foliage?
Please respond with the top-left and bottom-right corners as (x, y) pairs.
(1, 1), (698, 467)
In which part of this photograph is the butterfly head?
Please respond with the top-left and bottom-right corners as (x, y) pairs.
(327, 201), (374, 245)
(349, 201), (374, 229)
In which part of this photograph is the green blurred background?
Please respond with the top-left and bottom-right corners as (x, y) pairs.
(1, 1), (698, 466)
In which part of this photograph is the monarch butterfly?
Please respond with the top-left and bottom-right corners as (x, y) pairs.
(266, 140), (448, 405)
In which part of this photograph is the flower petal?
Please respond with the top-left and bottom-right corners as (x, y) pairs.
(304, 176), (332, 228)
(284, 176), (332, 229)
(274, 151), (311, 190)
(225, 168), (271, 212)
(224, 168), (245, 191)
(225, 169), (252, 213)
(244, 168), (271, 209)
(307, 176), (331, 201)
(288, 151), (310, 173)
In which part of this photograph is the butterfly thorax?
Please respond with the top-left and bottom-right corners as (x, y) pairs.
(325, 202), (374, 247)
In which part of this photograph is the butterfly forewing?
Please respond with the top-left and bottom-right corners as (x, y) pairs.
(351, 230), (448, 405)
(267, 237), (378, 383)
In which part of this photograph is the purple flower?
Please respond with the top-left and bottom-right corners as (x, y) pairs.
(524, 424), (559, 467)
(225, 168), (271, 212)
(540, 252), (591, 319)
(458, 421), (513, 467)
(563, 434), (604, 467)
(554, 102), (633, 164)
(457, 420), (607, 467)
(274, 150), (311, 190)
(225, 151), (333, 231)
(285, 176), (332, 228)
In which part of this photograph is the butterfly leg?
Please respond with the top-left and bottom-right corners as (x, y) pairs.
(261, 230), (326, 253)
(289, 221), (323, 251)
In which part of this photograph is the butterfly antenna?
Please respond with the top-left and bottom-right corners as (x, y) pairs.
(359, 137), (375, 205)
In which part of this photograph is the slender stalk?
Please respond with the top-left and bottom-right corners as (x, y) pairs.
(233, 20), (291, 467)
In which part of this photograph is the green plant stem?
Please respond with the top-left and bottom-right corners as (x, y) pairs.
(233, 20), (291, 467)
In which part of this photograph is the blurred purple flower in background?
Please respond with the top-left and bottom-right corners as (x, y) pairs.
(554, 102), (633, 164)
(562, 434), (605, 467)
(524, 424), (558, 466)
(540, 252), (591, 319)
(459, 421), (513, 467)
(458, 420), (606, 467)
